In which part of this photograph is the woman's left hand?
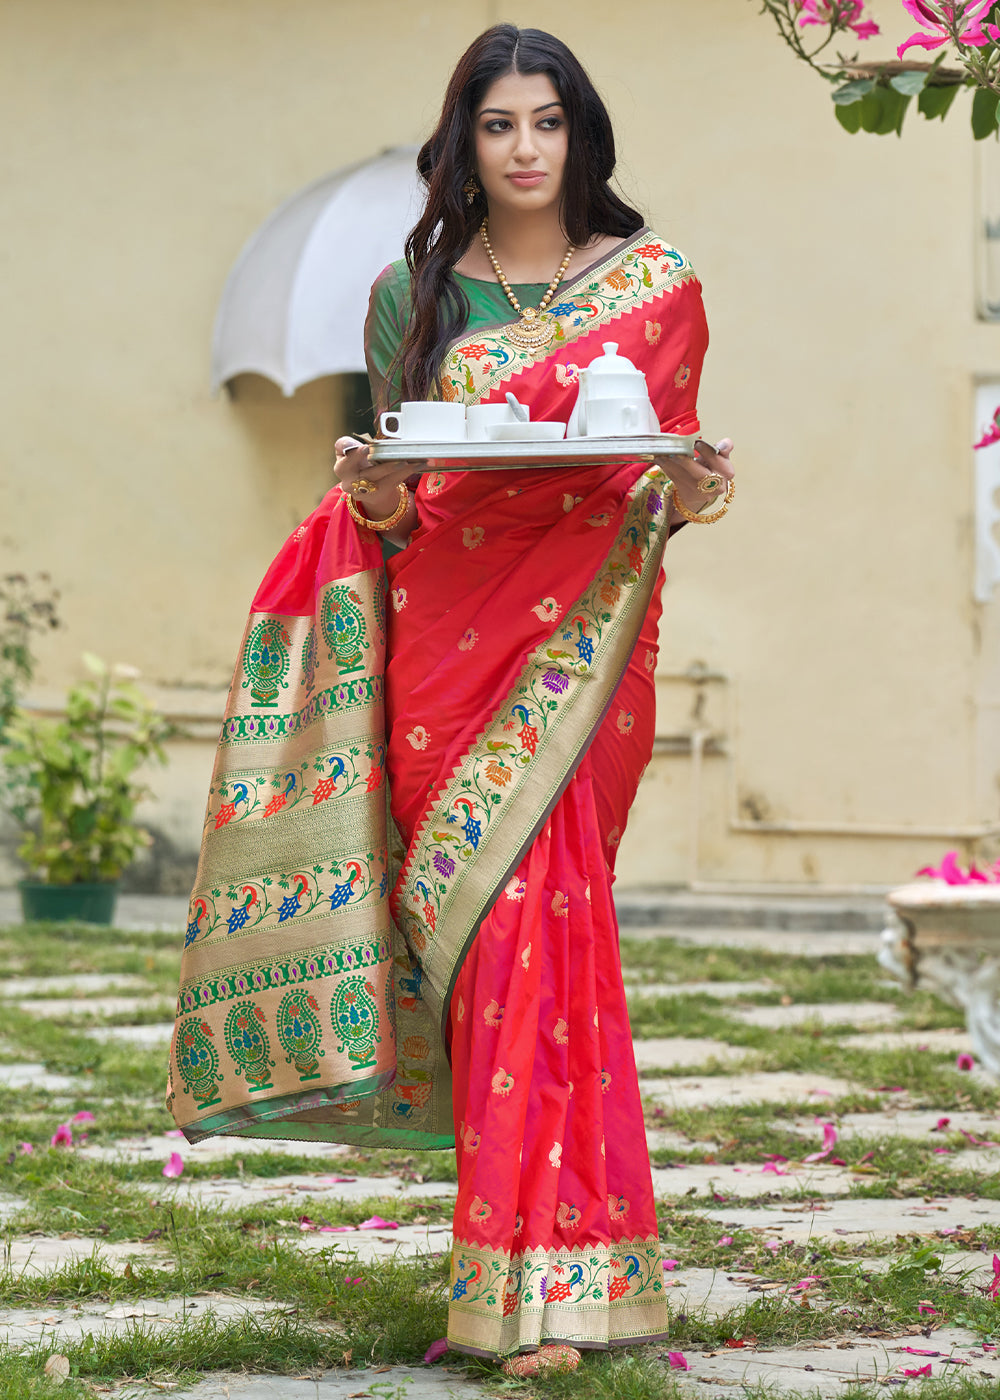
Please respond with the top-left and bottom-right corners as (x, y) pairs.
(657, 438), (735, 520)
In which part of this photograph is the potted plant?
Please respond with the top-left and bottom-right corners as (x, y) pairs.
(2, 653), (173, 924)
(880, 853), (1000, 1077)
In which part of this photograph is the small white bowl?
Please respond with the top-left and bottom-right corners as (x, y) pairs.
(485, 422), (567, 442)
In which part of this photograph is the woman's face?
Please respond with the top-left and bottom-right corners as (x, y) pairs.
(473, 71), (568, 219)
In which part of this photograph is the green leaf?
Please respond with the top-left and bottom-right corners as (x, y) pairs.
(859, 85), (911, 137)
(890, 70), (928, 97)
(832, 77), (876, 106)
(835, 101), (863, 134)
(918, 83), (961, 121)
(972, 85), (1000, 139)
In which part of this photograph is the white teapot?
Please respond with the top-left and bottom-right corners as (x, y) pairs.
(566, 342), (659, 437)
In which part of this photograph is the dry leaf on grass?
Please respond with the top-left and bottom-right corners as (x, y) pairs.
(43, 1354), (70, 1384)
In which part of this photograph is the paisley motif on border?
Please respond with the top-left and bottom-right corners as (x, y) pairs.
(275, 988), (325, 1081)
(241, 619), (292, 707)
(331, 976), (381, 1070)
(174, 1015), (224, 1110)
(320, 584), (368, 676)
(223, 1000), (276, 1092)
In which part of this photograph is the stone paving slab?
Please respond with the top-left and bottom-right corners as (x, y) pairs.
(0, 1062), (83, 1093)
(0, 1296), (281, 1349)
(838, 1028), (974, 1054)
(84, 1022), (175, 1046)
(624, 979), (776, 1000)
(703, 1196), (1000, 1243)
(133, 1173), (458, 1211)
(0, 974), (151, 996)
(678, 1329), (1000, 1398)
(779, 1108), (1000, 1141)
(294, 1223), (453, 1261)
(13, 995), (174, 1018)
(2, 1236), (160, 1276)
(634, 1037), (751, 1072)
(81, 1134), (363, 1164)
(643, 1070), (870, 1109)
(628, 926), (883, 956)
(731, 1001), (900, 1029)
(158, 1366), (484, 1399)
(651, 1161), (855, 1199)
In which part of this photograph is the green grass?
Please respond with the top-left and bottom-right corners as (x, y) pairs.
(4, 919), (1000, 1398)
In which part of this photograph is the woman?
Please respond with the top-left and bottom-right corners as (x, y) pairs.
(167, 24), (733, 1373)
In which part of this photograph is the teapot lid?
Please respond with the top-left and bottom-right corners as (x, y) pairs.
(588, 341), (642, 375)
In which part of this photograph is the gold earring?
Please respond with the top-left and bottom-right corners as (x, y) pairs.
(463, 173), (480, 205)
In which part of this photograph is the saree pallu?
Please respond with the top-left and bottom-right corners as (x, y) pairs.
(167, 231), (708, 1356)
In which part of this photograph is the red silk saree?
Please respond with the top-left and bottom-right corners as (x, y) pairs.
(167, 229), (708, 1357)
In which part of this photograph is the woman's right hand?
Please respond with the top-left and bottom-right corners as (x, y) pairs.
(334, 436), (417, 523)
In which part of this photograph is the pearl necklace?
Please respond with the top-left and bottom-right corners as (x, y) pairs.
(479, 222), (574, 351)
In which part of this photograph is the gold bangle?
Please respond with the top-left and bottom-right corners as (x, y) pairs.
(671, 477), (734, 525)
(345, 481), (410, 532)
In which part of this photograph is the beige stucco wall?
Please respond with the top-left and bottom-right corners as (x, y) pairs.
(1, 0), (998, 893)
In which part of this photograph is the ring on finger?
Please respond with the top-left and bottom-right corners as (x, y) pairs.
(352, 478), (378, 496)
(696, 473), (727, 495)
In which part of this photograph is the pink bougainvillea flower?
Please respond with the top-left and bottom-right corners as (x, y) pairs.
(918, 1303), (939, 1315)
(804, 1120), (838, 1163)
(667, 1352), (690, 1371)
(18, 1142), (33, 1154)
(762, 1161), (790, 1176)
(790, 1275), (823, 1292)
(662, 1259), (680, 1271)
(975, 408), (1000, 449)
(901, 1364), (933, 1377)
(298, 1216), (316, 1232)
(918, 851), (995, 884)
(358, 1215), (398, 1230)
(957, 1053), (976, 1072)
(988, 1254), (1000, 1298)
(423, 1338), (449, 1365)
(344, 1275), (364, 1286)
(162, 1152), (184, 1178)
(797, 0), (879, 39)
(897, 0), (992, 59)
(932, 1117), (951, 1132)
(50, 1124), (73, 1148)
(765, 1239), (782, 1252)
(71, 1110), (95, 1123)
(717, 1235), (734, 1247)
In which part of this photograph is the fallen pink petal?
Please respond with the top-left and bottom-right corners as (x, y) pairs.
(765, 1239), (782, 1252)
(423, 1338), (449, 1365)
(717, 1235), (733, 1247)
(900, 1348), (939, 1356)
(162, 1152), (184, 1179)
(901, 1364), (932, 1378)
(957, 1053), (976, 1072)
(18, 1142), (33, 1154)
(667, 1352), (690, 1371)
(164, 1128), (185, 1139)
(917, 1304), (938, 1316)
(298, 1216), (316, 1231)
(662, 1259), (679, 1270)
(932, 1118), (950, 1132)
(70, 1110), (95, 1123)
(317, 1176), (356, 1184)
(358, 1215), (399, 1230)
(988, 1255), (1000, 1299)
(762, 1161), (789, 1175)
(804, 1119), (838, 1163)
(50, 1124), (73, 1148)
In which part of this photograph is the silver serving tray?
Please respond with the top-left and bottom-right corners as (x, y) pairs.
(366, 433), (697, 472)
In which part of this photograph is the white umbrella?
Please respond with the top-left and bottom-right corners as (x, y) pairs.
(211, 146), (424, 396)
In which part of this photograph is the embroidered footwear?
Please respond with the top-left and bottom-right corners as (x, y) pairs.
(500, 1343), (582, 1377)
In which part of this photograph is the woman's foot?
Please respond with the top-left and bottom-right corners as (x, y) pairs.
(500, 1344), (582, 1377)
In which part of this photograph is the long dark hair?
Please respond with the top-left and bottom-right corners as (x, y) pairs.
(395, 25), (644, 404)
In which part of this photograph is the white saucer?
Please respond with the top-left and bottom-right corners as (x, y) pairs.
(485, 422), (567, 442)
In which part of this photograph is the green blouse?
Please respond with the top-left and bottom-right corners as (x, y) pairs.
(364, 260), (550, 412)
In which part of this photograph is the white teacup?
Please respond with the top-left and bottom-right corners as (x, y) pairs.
(466, 402), (519, 441)
(584, 398), (648, 438)
(379, 401), (467, 441)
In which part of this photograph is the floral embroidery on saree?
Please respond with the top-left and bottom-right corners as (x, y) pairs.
(439, 236), (695, 404)
(448, 1236), (666, 1356)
